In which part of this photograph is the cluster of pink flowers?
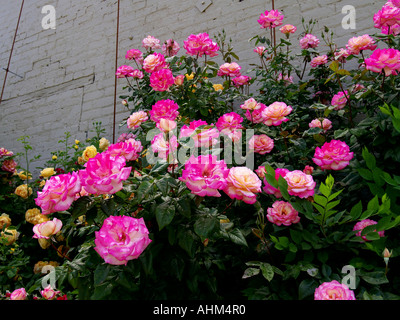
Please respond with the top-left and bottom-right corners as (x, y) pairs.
(312, 139), (354, 170)
(94, 216), (152, 265)
(263, 168), (289, 198)
(116, 65), (136, 78)
(331, 90), (349, 110)
(314, 280), (356, 300)
(142, 35), (161, 51)
(365, 48), (400, 76)
(125, 49), (144, 64)
(309, 118), (332, 131)
(179, 155), (229, 197)
(180, 119), (219, 148)
(267, 201), (300, 226)
(162, 39), (180, 57)
(1, 158), (17, 173)
(373, 2), (400, 29)
(257, 9), (284, 29)
(104, 139), (143, 162)
(215, 112), (244, 142)
(353, 219), (385, 241)
(183, 32), (219, 57)
(299, 34), (320, 49)
(151, 132), (179, 161)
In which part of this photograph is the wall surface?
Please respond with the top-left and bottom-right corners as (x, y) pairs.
(0, 0), (382, 174)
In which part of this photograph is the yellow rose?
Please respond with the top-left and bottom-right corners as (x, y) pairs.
(40, 167), (56, 178)
(33, 261), (59, 274)
(15, 184), (32, 199)
(74, 145), (79, 150)
(213, 84), (224, 91)
(185, 73), (194, 81)
(75, 140), (80, 145)
(99, 137), (110, 151)
(39, 180), (46, 188)
(15, 171), (32, 180)
(1, 228), (19, 245)
(25, 208), (49, 225)
(52, 155), (57, 160)
(82, 145), (97, 162)
(0, 213), (11, 230)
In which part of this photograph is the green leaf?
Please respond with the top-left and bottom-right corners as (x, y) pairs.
(360, 271), (389, 285)
(298, 279), (318, 300)
(242, 267), (260, 279)
(277, 176), (290, 200)
(260, 263), (274, 282)
(93, 264), (110, 286)
(194, 216), (219, 239)
(155, 203), (175, 230)
(349, 201), (363, 220)
(224, 228), (248, 247)
(137, 181), (154, 203)
(362, 147), (376, 170)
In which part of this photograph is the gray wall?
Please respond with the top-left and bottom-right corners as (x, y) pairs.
(0, 0), (382, 174)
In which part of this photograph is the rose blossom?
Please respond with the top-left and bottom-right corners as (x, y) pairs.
(267, 201), (300, 226)
(334, 48), (350, 62)
(346, 34), (377, 55)
(245, 104), (267, 124)
(125, 49), (144, 64)
(353, 219), (385, 241)
(10, 288), (27, 300)
(94, 216), (152, 265)
(180, 120), (219, 148)
(151, 133), (178, 161)
(240, 98), (262, 110)
(143, 53), (166, 73)
(174, 74), (185, 86)
(263, 168), (290, 198)
(254, 46), (266, 56)
(365, 48), (400, 76)
(249, 134), (274, 155)
(127, 111), (148, 129)
(223, 167), (262, 204)
(279, 24), (297, 35)
(217, 62), (242, 77)
(116, 65), (134, 78)
(232, 75), (251, 87)
(257, 9), (284, 29)
(183, 33), (219, 57)
(299, 34), (320, 49)
(373, 4), (400, 28)
(1, 159), (17, 173)
(179, 154), (229, 197)
(262, 102), (292, 126)
(0, 148), (13, 157)
(104, 139), (143, 162)
(150, 68), (175, 92)
(331, 91), (349, 110)
(284, 170), (316, 198)
(142, 35), (161, 50)
(157, 119), (177, 133)
(390, 0), (400, 7)
(314, 280), (356, 300)
(41, 285), (61, 300)
(381, 23), (400, 35)
(312, 139), (354, 170)
(131, 69), (144, 79)
(303, 165), (314, 175)
(310, 55), (328, 67)
(32, 218), (62, 239)
(150, 99), (179, 123)
(35, 172), (81, 215)
(255, 165), (267, 179)
(309, 118), (332, 131)
(277, 73), (294, 85)
(162, 38), (180, 56)
(215, 112), (244, 139)
(79, 152), (132, 195)
(117, 132), (135, 143)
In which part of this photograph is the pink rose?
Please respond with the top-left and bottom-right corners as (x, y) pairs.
(104, 139), (143, 162)
(0, 148), (13, 157)
(174, 74), (185, 86)
(35, 172), (81, 215)
(277, 73), (294, 85)
(267, 201), (300, 226)
(33, 218), (63, 239)
(41, 285), (61, 300)
(215, 112), (244, 134)
(232, 75), (251, 87)
(142, 35), (161, 50)
(373, 4), (400, 28)
(257, 9), (284, 29)
(245, 104), (267, 124)
(116, 65), (135, 78)
(156, 119), (177, 133)
(346, 34), (377, 55)
(365, 48), (400, 76)
(249, 134), (274, 155)
(381, 23), (400, 35)
(151, 133), (178, 161)
(353, 219), (385, 241)
(79, 153), (132, 195)
(240, 98), (262, 111)
(310, 55), (328, 67)
(262, 101), (292, 126)
(390, 0), (400, 7)
(94, 216), (152, 265)
(299, 34), (320, 49)
(331, 91), (349, 110)
(131, 69), (144, 79)
(334, 48), (350, 62)
(217, 62), (242, 77)
(10, 288), (27, 300)
(314, 280), (356, 300)
(263, 168), (290, 198)
(150, 68), (175, 92)
(223, 167), (262, 204)
(143, 53), (166, 73)
(183, 33), (219, 57)
(284, 170), (316, 198)
(255, 165), (267, 179)
(127, 111), (148, 129)
(150, 99), (179, 123)
(312, 139), (354, 170)
(1, 159), (17, 173)
(254, 46), (266, 56)
(309, 118), (332, 131)
(303, 165), (314, 175)
(279, 24), (297, 34)
(125, 49), (143, 64)
(179, 154), (229, 197)
(162, 39), (180, 57)
(180, 120), (219, 148)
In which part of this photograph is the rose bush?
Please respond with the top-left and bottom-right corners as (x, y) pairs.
(1, 1), (400, 301)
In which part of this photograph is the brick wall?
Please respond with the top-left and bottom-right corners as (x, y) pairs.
(0, 0), (383, 174)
